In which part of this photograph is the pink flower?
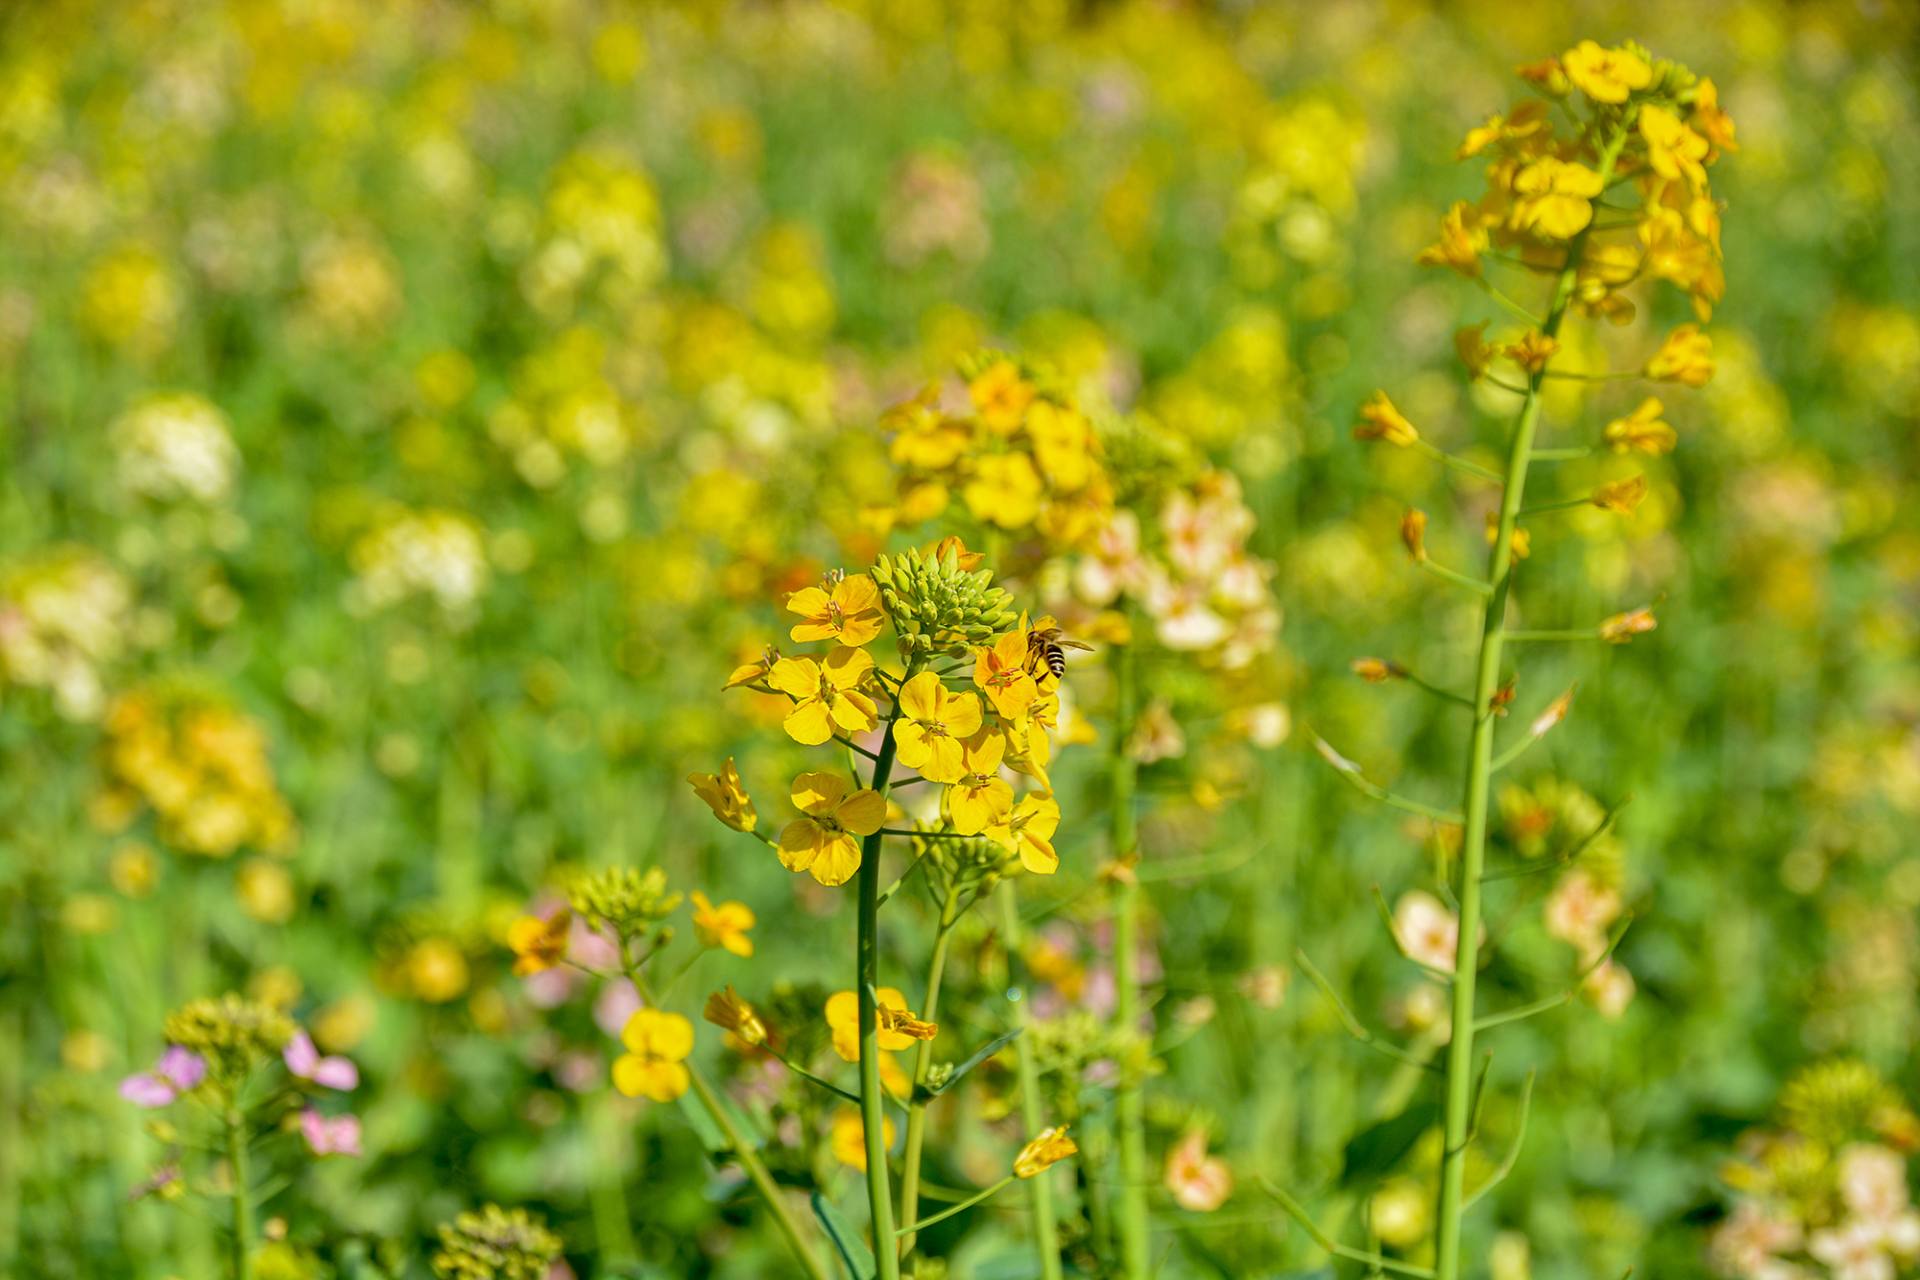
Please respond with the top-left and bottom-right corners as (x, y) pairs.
(1393, 892), (1462, 972)
(284, 1031), (358, 1091)
(300, 1109), (362, 1157)
(119, 1046), (206, 1107)
(1544, 870), (1622, 956)
(1164, 1130), (1233, 1212)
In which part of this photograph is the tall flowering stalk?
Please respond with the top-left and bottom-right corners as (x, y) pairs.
(1285, 41), (1733, 1280)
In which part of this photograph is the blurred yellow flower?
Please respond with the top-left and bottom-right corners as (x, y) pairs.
(768, 648), (878, 746)
(1561, 41), (1651, 104)
(507, 909), (570, 976)
(893, 672), (983, 783)
(831, 1106), (895, 1169)
(690, 892), (755, 958)
(687, 759), (757, 832)
(1600, 606), (1658, 644)
(1014, 1125), (1077, 1177)
(1505, 330), (1560, 375)
(1354, 391), (1419, 447)
(963, 453), (1044, 528)
(826, 988), (916, 1060)
(1603, 399), (1678, 454)
(1512, 157), (1605, 240)
(1647, 324), (1714, 387)
(1640, 104), (1710, 190)
(968, 359), (1034, 434)
(613, 1009), (693, 1102)
(777, 771), (886, 887)
(703, 986), (768, 1048)
(1592, 475), (1649, 515)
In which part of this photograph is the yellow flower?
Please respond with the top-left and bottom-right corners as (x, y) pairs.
(1014, 1125), (1078, 1177)
(703, 985), (768, 1048)
(724, 645), (779, 690)
(887, 388), (970, 470)
(777, 772), (886, 887)
(1416, 202), (1488, 278)
(1026, 399), (1098, 492)
(768, 648), (878, 746)
(1350, 658), (1406, 683)
(826, 988), (916, 1060)
(1486, 513), (1531, 560)
(946, 732), (1013, 836)
(1646, 324), (1713, 387)
(973, 631), (1039, 723)
(963, 452), (1044, 529)
(1456, 100), (1550, 160)
(507, 909), (570, 977)
(1353, 391), (1419, 447)
(612, 1009), (693, 1102)
(786, 573), (886, 647)
(1599, 606), (1657, 644)
(687, 759), (757, 832)
(1690, 78), (1738, 154)
(690, 891), (755, 958)
(924, 535), (984, 572)
(1511, 157), (1605, 240)
(1591, 475), (1648, 515)
(893, 673), (984, 784)
(968, 359), (1034, 435)
(1455, 323), (1495, 379)
(1401, 509), (1428, 563)
(1561, 41), (1651, 104)
(1639, 104), (1710, 190)
(1504, 330), (1560, 375)
(830, 1106), (896, 1170)
(988, 792), (1062, 875)
(877, 1006), (939, 1041)
(1602, 398), (1677, 455)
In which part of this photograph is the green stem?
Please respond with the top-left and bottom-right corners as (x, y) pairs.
(998, 881), (1063, 1280)
(896, 1176), (1016, 1235)
(897, 892), (962, 1257)
(1431, 123), (1629, 1280)
(632, 970), (831, 1280)
(1109, 640), (1150, 1280)
(857, 714), (903, 1279)
(225, 1110), (253, 1280)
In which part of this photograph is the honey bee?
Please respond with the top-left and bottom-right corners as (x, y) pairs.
(1025, 615), (1093, 681)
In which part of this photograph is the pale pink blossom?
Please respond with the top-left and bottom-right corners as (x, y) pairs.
(284, 1031), (358, 1091)
(1393, 892), (1461, 972)
(119, 1046), (206, 1107)
(1544, 870), (1622, 955)
(299, 1109), (362, 1157)
(1164, 1129), (1233, 1212)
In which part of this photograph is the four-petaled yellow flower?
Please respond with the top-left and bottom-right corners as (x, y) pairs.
(1014, 1125), (1078, 1178)
(826, 987), (916, 1061)
(612, 1009), (694, 1102)
(893, 672), (984, 783)
(507, 909), (570, 977)
(1602, 398), (1677, 455)
(687, 758), (757, 832)
(989, 792), (1062, 875)
(1416, 202), (1488, 277)
(690, 891), (755, 958)
(1353, 391), (1419, 447)
(1639, 104), (1710, 190)
(1504, 330), (1560, 375)
(946, 732), (1013, 836)
(1561, 40), (1651, 104)
(786, 573), (886, 647)
(777, 771), (886, 887)
(973, 630), (1039, 723)
(963, 452), (1044, 529)
(1646, 324), (1713, 387)
(768, 647), (878, 746)
(1511, 157), (1605, 240)
(968, 359), (1034, 435)
(703, 985), (768, 1047)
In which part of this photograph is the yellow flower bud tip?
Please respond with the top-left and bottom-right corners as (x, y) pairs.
(1504, 330), (1560, 374)
(1599, 606), (1658, 644)
(506, 909), (571, 977)
(687, 759), (757, 833)
(876, 1005), (938, 1041)
(1400, 509), (1428, 562)
(703, 986), (769, 1047)
(1354, 392), (1419, 447)
(1530, 686), (1577, 738)
(1014, 1125), (1078, 1178)
(1350, 658), (1406, 683)
(1591, 474), (1649, 515)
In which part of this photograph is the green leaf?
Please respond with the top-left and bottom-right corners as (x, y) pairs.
(926, 1028), (1022, 1097)
(1339, 1098), (1439, 1188)
(811, 1191), (876, 1280)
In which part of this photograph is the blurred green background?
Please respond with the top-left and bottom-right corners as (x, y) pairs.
(1, 1), (1916, 1277)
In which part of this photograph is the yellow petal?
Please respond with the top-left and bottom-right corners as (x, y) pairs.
(836, 788), (887, 836)
(791, 770), (851, 814)
(810, 832), (862, 887)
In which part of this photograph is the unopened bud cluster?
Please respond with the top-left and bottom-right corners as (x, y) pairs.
(871, 546), (1014, 660)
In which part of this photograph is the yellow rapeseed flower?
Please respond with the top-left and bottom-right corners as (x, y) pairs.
(826, 988), (916, 1060)
(1602, 399), (1678, 454)
(1416, 202), (1488, 277)
(612, 1008), (693, 1102)
(831, 1106), (896, 1169)
(1639, 104), (1710, 190)
(786, 573), (886, 647)
(689, 891), (755, 958)
(963, 452), (1044, 529)
(946, 732), (1013, 836)
(1014, 1125), (1078, 1177)
(893, 672), (984, 783)
(973, 630), (1039, 723)
(968, 359), (1034, 435)
(1592, 475), (1649, 515)
(990, 792), (1062, 875)
(1599, 606), (1658, 644)
(1353, 391), (1419, 446)
(687, 758), (757, 832)
(507, 909), (570, 977)
(1561, 41), (1651, 104)
(1646, 324), (1714, 387)
(777, 771), (886, 887)
(703, 986), (768, 1047)
(1504, 330), (1560, 375)
(768, 647), (878, 745)
(1511, 157), (1605, 240)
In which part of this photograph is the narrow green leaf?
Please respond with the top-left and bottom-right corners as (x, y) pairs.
(811, 1191), (876, 1280)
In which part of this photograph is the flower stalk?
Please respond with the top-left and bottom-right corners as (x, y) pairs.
(856, 710), (904, 1280)
(1431, 121), (1630, 1280)
(896, 888), (962, 1258)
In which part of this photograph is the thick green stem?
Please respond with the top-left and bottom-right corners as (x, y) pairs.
(857, 720), (903, 1279)
(1108, 640), (1150, 1280)
(998, 881), (1063, 1280)
(1431, 124), (1628, 1280)
(898, 892), (962, 1257)
(225, 1110), (253, 1280)
(631, 970), (831, 1280)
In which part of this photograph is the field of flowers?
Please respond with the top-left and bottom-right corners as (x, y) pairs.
(3, 2), (1917, 1278)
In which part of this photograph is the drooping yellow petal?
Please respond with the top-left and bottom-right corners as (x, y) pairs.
(836, 788), (887, 836)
